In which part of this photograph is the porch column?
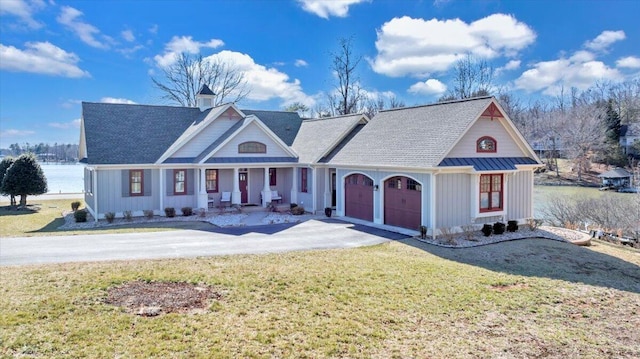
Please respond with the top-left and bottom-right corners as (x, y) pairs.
(159, 169), (164, 215)
(323, 168), (331, 208)
(232, 167), (241, 205)
(290, 167), (298, 204)
(197, 168), (208, 209)
(261, 167), (271, 207)
(93, 168), (98, 222)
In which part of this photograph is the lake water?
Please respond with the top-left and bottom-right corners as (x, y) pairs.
(41, 163), (85, 193)
(533, 185), (635, 218)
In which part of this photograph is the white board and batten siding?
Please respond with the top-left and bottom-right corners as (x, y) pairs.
(435, 173), (472, 228)
(212, 122), (290, 158)
(447, 117), (527, 158)
(173, 117), (240, 158)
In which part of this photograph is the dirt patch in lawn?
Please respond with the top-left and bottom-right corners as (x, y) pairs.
(105, 281), (224, 316)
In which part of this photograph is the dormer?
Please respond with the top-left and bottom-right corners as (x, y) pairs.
(196, 84), (216, 111)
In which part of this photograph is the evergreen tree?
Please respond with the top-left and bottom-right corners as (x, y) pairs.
(0, 157), (16, 206)
(1, 153), (47, 207)
(602, 99), (626, 166)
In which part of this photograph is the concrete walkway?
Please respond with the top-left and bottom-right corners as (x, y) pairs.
(0, 219), (408, 266)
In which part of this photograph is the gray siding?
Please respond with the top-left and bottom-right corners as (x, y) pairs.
(296, 167), (314, 210)
(447, 117), (527, 158)
(506, 170), (533, 220)
(436, 173), (472, 228)
(96, 169), (160, 216)
(164, 169), (197, 211)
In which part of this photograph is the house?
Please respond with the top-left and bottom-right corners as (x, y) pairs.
(620, 123), (640, 157)
(79, 87), (542, 236)
(598, 168), (632, 189)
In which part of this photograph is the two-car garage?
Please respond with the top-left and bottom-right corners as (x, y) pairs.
(344, 173), (422, 230)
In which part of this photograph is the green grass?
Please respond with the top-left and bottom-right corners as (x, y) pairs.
(0, 199), (216, 237)
(1, 239), (639, 358)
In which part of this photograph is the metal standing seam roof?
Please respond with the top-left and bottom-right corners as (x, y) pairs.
(439, 157), (539, 171)
(292, 114), (366, 163)
(327, 97), (496, 168)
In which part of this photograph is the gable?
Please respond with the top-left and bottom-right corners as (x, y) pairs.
(292, 114), (367, 164)
(205, 120), (295, 160)
(172, 107), (243, 158)
(446, 116), (528, 158)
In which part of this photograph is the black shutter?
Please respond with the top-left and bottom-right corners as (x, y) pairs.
(143, 169), (151, 196)
(121, 170), (129, 197)
(166, 169), (173, 196)
(187, 169), (194, 195)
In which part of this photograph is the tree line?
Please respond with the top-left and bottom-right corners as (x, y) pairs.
(3, 142), (79, 162)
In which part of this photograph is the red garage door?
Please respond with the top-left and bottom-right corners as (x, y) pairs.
(345, 174), (374, 221)
(384, 176), (422, 230)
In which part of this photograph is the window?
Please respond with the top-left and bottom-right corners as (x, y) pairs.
(206, 169), (218, 193)
(129, 170), (143, 196)
(86, 169), (93, 194)
(363, 176), (374, 186)
(477, 136), (497, 153)
(407, 178), (421, 191)
(480, 174), (503, 212)
(238, 141), (266, 153)
(269, 168), (277, 186)
(388, 177), (402, 189)
(174, 169), (186, 195)
(301, 168), (308, 193)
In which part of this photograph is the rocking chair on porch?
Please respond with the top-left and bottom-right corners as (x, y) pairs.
(220, 191), (231, 207)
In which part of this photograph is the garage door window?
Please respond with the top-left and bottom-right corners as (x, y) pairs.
(407, 178), (421, 191)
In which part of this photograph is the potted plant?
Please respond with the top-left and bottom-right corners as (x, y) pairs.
(324, 207), (332, 217)
(419, 225), (427, 239)
(493, 221), (506, 235)
(481, 224), (492, 237)
(507, 220), (518, 232)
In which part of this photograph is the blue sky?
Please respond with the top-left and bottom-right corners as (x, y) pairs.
(1, 0), (639, 149)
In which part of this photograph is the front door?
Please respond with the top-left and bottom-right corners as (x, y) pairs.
(239, 171), (248, 203)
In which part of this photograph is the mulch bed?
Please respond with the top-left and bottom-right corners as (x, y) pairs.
(105, 281), (224, 316)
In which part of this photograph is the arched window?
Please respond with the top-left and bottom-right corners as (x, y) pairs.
(477, 136), (497, 153)
(238, 141), (266, 154)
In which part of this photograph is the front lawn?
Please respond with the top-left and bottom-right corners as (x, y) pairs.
(0, 199), (215, 237)
(1, 239), (638, 358)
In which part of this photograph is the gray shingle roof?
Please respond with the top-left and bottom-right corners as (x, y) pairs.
(598, 168), (632, 178)
(81, 102), (205, 165)
(292, 114), (365, 163)
(241, 110), (302, 146)
(328, 97), (495, 168)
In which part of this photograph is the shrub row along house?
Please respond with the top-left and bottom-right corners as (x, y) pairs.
(79, 86), (541, 236)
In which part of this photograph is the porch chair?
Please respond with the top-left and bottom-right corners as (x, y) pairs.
(220, 191), (231, 207)
(208, 195), (215, 208)
(271, 190), (282, 203)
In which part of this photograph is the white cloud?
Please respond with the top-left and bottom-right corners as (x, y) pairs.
(515, 55), (622, 95)
(370, 14), (536, 77)
(100, 97), (136, 104)
(148, 24), (158, 34)
(616, 56), (640, 69)
(0, 0), (46, 29)
(503, 59), (521, 70)
(297, 0), (368, 19)
(0, 41), (90, 78)
(408, 79), (447, 95)
(57, 6), (109, 49)
(294, 59), (308, 67)
(154, 36), (224, 68)
(204, 50), (316, 107)
(584, 30), (625, 52)
(0, 129), (35, 137)
(49, 119), (81, 129)
(121, 29), (135, 42)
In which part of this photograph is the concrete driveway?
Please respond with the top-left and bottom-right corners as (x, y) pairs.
(0, 219), (408, 266)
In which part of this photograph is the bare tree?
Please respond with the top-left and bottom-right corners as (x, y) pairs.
(283, 102), (310, 117)
(329, 36), (365, 115)
(152, 53), (249, 107)
(441, 54), (494, 101)
(559, 104), (605, 182)
(363, 95), (405, 118)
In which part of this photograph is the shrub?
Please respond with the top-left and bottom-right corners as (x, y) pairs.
(439, 227), (457, 245)
(123, 210), (133, 221)
(198, 208), (206, 218)
(74, 209), (87, 223)
(493, 222), (506, 235)
(181, 207), (193, 216)
(291, 205), (305, 215)
(290, 203), (298, 209)
(507, 220), (518, 232)
(144, 209), (155, 219)
(527, 218), (542, 231)
(419, 225), (427, 239)
(481, 224), (492, 237)
(164, 207), (175, 218)
(71, 201), (81, 212)
(461, 224), (477, 241)
(105, 212), (116, 223)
